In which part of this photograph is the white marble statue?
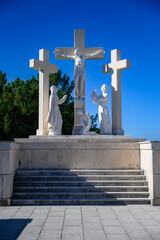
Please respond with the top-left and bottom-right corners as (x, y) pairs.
(54, 49), (104, 97)
(91, 84), (112, 135)
(46, 86), (67, 136)
(77, 110), (96, 135)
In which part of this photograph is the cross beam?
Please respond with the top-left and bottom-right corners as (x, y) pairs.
(30, 49), (58, 135)
(55, 29), (104, 134)
(103, 49), (131, 135)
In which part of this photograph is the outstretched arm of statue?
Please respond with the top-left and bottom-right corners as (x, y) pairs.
(84, 50), (105, 58)
(57, 94), (67, 104)
(91, 89), (98, 104)
(54, 50), (74, 59)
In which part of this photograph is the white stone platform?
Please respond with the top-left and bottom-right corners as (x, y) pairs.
(14, 135), (145, 170)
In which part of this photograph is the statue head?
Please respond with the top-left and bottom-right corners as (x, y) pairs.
(74, 49), (80, 56)
(101, 84), (108, 92)
(50, 86), (57, 94)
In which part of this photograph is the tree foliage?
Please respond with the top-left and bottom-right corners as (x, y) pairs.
(0, 75), (38, 140)
(0, 70), (99, 140)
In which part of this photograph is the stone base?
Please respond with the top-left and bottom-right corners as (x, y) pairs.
(14, 135), (145, 170)
(36, 129), (49, 136)
(151, 198), (160, 206)
(112, 128), (124, 135)
(72, 126), (82, 135)
(0, 199), (11, 206)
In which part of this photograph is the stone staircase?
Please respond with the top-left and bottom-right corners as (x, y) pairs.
(12, 169), (151, 205)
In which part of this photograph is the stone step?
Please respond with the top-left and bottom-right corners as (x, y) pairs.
(12, 198), (151, 205)
(13, 186), (149, 192)
(16, 169), (144, 176)
(14, 180), (148, 187)
(12, 169), (150, 205)
(14, 175), (146, 181)
(13, 192), (149, 199)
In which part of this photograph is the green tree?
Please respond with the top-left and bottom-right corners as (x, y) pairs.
(0, 70), (99, 140)
(0, 70), (7, 96)
(0, 75), (38, 140)
(90, 114), (100, 134)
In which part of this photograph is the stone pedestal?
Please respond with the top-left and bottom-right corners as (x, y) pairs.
(72, 97), (85, 134)
(14, 136), (145, 170)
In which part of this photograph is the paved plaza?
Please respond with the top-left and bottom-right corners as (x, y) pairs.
(0, 205), (160, 240)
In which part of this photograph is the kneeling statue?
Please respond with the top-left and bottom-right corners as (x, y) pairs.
(77, 110), (96, 135)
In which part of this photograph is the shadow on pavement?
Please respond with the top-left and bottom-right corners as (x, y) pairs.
(0, 219), (32, 240)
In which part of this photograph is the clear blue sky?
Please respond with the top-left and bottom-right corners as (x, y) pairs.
(0, 0), (160, 140)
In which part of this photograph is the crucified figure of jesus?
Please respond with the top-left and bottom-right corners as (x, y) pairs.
(54, 49), (104, 97)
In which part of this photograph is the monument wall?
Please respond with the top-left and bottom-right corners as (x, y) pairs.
(140, 141), (160, 205)
(0, 142), (19, 205)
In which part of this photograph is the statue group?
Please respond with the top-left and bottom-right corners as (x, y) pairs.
(45, 45), (112, 136)
(30, 30), (130, 136)
(46, 82), (111, 136)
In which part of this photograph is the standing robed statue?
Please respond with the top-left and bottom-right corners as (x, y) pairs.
(46, 86), (67, 136)
(91, 84), (112, 135)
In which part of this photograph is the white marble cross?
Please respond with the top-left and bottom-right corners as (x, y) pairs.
(30, 49), (58, 135)
(103, 49), (131, 135)
(54, 29), (104, 134)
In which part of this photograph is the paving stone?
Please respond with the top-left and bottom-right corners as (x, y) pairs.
(84, 237), (106, 240)
(46, 216), (64, 223)
(99, 214), (117, 220)
(101, 219), (121, 226)
(138, 219), (160, 226)
(150, 233), (160, 240)
(134, 214), (153, 220)
(122, 222), (144, 230)
(21, 226), (41, 235)
(39, 230), (61, 239)
(147, 226), (160, 234)
(0, 205), (160, 240)
(84, 229), (106, 239)
(66, 209), (81, 214)
(103, 226), (126, 234)
(43, 222), (63, 230)
(33, 208), (50, 214)
(47, 211), (65, 217)
(17, 235), (38, 240)
(28, 219), (45, 226)
(83, 222), (103, 229)
(83, 217), (100, 223)
(62, 233), (84, 240)
(107, 234), (130, 240)
(30, 213), (47, 219)
(64, 219), (82, 226)
(65, 214), (81, 220)
(63, 226), (83, 235)
(126, 229), (152, 239)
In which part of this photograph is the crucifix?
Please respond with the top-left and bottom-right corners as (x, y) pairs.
(30, 49), (58, 135)
(102, 49), (131, 135)
(54, 29), (104, 134)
